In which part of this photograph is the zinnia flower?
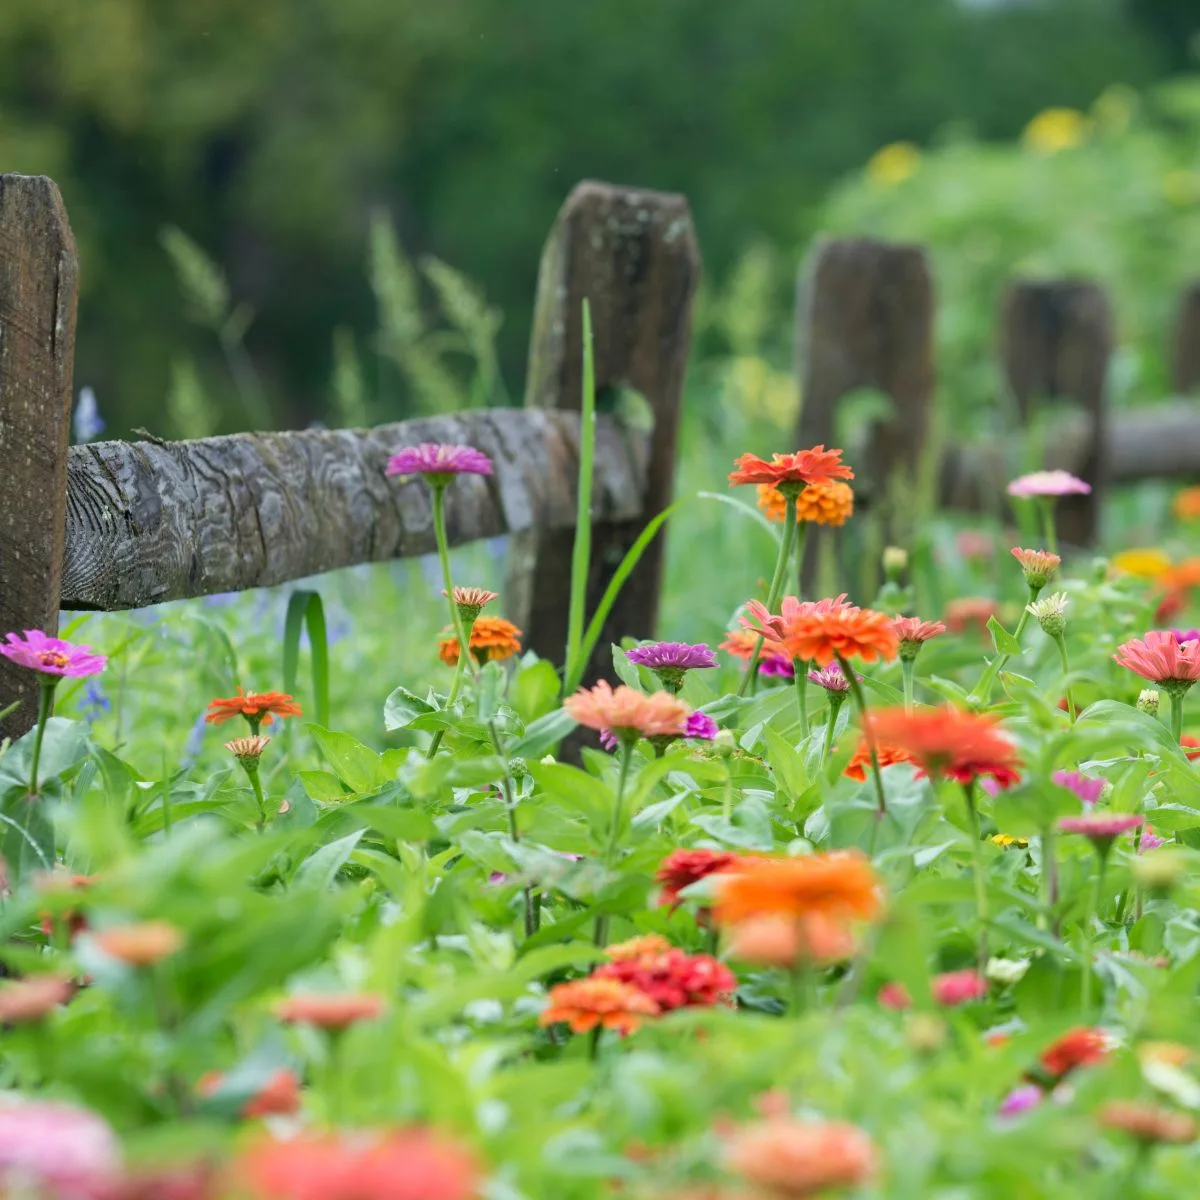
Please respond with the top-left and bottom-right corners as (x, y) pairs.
(204, 689), (302, 728)
(807, 664), (852, 693)
(728, 914), (857, 968)
(1058, 813), (1144, 853)
(0, 630), (106, 678)
(437, 617), (522, 665)
(843, 738), (917, 782)
(878, 970), (987, 1010)
(1174, 628), (1200, 645)
(1173, 486), (1200, 521)
(225, 735), (271, 763)
(232, 1129), (481, 1200)
(605, 934), (673, 961)
(1006, 470), (1091, 498)
(626, 641), (717, 692)
(1011, 547), (1061, 589)
(740, 594), (851, 647)
(756, 604), (898, 668)
(684, 711), (719, 740)
(539, 977), (658, 1035)
(1037, 1026), (1113, 1081)
(998, 1086), (1043, 1119)
(720, 630), (794, 677)
(199, 1068), (302, 1119)
(723, 1118), (877, 1198)
(0, 975), (74, 1023)
(1112, 548), (1173, 580)
(757, 481), (854, 526)
(715, 852), (883, 926)
(864, 706), (1022, 788)
(0, 1100), (120, 1199)
(595, 947), (737, 1012)
(656, 849), (738, 909)
(1140, 825), (1165, 852)
(1099, 1101), (1196, 1145)
(1052, 770), (1105, 805)
(892, 617), (946, 663)
(729, 446), (853, 490)
(444, 587), (498, 623)
(93, 921), (184, 966)
(386, 443), (493, 479)
(1114, 630), (1200, 688)
(1026, 592), (1068, 636)
(274, 993), (386, 1029)
(564, 681), (689, 742)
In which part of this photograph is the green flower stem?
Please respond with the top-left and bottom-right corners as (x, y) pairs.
(27, 678), (57, 797)
(490, 720), (537, 939)
(819, 695), (844, 773)
(1168, 689), (1185, 745)
(793, 660), (810, 739)
(835, 653), (886, 819)
(1081, 852), (1108, 1014)
(901, 658), (916, 712)
(594, 741), (635, 949)
(722, 763), (735, 824)
(244, 764), (267, 832)
(1040, 824), (1059, 935)
(431, 484), (473, 681)
(963, 782), (989, 969)
(1038, 498), (1059, 557)
(1052, 632), (1076, 722)
(736, 494), (799, 699)
(969, 587), (1037, 708)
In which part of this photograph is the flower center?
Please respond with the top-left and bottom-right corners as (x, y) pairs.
(37, 651), (70, 669)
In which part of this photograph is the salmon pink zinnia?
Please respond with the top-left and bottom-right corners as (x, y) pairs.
(539, 977), (658, 1035)
(274, 993), (386, 1029)
(720, 630), (795, 677)
(1114, 631), (1200, 687)
(564, 681), (689, 743)
(724, 1118), (877, 1198)
(0, 630), (107, 678)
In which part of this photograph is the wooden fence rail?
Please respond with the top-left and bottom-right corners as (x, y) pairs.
(2, 169), (1199, 740)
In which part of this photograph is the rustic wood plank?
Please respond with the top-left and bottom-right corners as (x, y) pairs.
(793, 238), (934, 588)
(60, 408), (648, 611)
(0, 175), (79, 739)
(507, 181), (700, 690)
(1171, 281), (1200, 396)
(1000, 279), (1112, 546)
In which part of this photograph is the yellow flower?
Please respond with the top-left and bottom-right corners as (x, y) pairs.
(866, 142), (921, 188)
(1164, 171), (1200, 208)
(1111, 548), (1173, 581)
(1022, 108), (1087, 156)
(991, 834), (1029, 849)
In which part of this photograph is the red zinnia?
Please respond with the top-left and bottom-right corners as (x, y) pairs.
(656, 849), (738, 909)
(1038, 1026), (1113, 1082)
(595, 946), (737, 1012)
(864, 706), (1022, 788)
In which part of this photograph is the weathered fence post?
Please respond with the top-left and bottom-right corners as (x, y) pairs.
(1171, 281), (1200, 396)
(999, 280), (1112, 546)
(793, 238), (935, 588)
(0, 176), (79, 739)
(507, 181), (700, 702)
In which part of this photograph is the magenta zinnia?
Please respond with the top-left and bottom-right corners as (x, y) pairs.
(0, 630), (107, 678)
(1059, 812), (1144, 855)
(626, 641), (717, 693)
(1052, 770), (1105, 805)
(386, 442), (493, 479)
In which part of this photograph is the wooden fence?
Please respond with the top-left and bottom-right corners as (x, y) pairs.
(1, 171), (1199, 737)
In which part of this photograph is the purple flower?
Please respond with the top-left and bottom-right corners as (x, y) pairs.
(684, 712), (718, 741)
(758, 656), (795, 679)
(0, 630), (106, 679)
(1006, 470), (1091, 499)
(72, 387), (105, 443)
(1173, 629), (1200, 645)
(1139, 826), (1165, 852)
(1052, 770), (1106, 806)
(0, 1100), (120, 1197)
(998, 1085), (1043, 1119)
(386, 442), (493, 479)
(807, 664), (851, 693)
(626, 642), (717, 671)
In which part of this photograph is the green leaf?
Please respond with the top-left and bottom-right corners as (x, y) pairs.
(307, 725), (382, 793)
(511, 659), (560, 725)
(294, 829), (365, 889)
(343, 801), (435, 844)
(762, 726), (809, 804)
(282, 590), (330, 728)
(510, 709), (576, 760)
(987, 615), (1023, 657)
(383, 686), (436, 731)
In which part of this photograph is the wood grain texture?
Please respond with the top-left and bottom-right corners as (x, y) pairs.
(794, 237), (934, 586)
(0, 175), (79, 738)
(508, 181), (700, 690)
(1000, 280), (1112, 546)
(1171, 282), (1200, 396)
(61, 408), (648, 611)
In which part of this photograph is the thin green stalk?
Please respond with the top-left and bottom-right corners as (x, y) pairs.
(431, 485), (473, 678)
(835, 653), (887, 820)
(1168, 690), (1185, 745)
(565, 299), (597, 688)
(736, 494), (799, 699)
(594, 742), (635, 949)
(963, 782), (989, 969)
(27, 679), (57, 797)
(793, 660), (810, 739)
(490, 720), (537, 939)
(1039, 498), (1059, 557)
(722, 763), (734, 824)
(970, 588), (1036, 707)
(1039, 824), (1059, 934)
(246, 766), (267, 832)
(819, 696), (843, 773)
(1082, 854), (1108, 1014)
(1053, 632), (1076, 722)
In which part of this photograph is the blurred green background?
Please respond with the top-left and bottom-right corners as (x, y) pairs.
(3, 0), (1199, 437)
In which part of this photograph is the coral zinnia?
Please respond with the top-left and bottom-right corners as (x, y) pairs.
(720, 630), (795, 678)
(843, 737), (917, 781)
(724, 1118), (877, 1198)
(891, 617), (947, 662)
(437, 616), (522, 665)
(539, 977), (658, 1035)
(715, 852), (883, 926)
(864, 706), (1021, 788)
(233, 1129), (481, 1200)
(1037, 1026), (1113, 1081)
(444, 587), (498, 624)
(656, 848), (738, 909)
(564, 681), (689, 742)
(774, 605), (899, 667)
(274, 993), (386, 1029)
(728, 914), (858, 968)
(1010, 547), (1061, 589)
(386, 442), (493, 479)
(0, 975), (74, 1023)
(93, 920), (184, 966)
(595, 947), (737, 1012)
(1099, 1101), (1197, 1145)
(729, 446), (854, 490)
(757, 480), (854, 526)
(204, 689), (302, 729)
(740, 594), (851, 647)
(1174, 486), (1200, 521)
(199, 1068), (302, 1119)
(0, 630), (107, 678)
(1114, 630), (1200, 687)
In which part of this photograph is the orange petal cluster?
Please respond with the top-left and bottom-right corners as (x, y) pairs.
(715, 852), (884, 927)
(539, 977), (658, 1036)
(564, 680), (690, 739)
(437, 617), (522, 666)
(757, 481), (854, 527)
(769, 604), (899, 667)
(729, 446), (853, 489)
(199, 1068), (303, 1119)
(204, 689), (302, 726)
(864, 706), (1021, 788)
(0, 975), (74, 1023)
(274, 993), (386, 1029)
(1098, 1101), (1196, 1144)
(727, 913), (858, 968)
(93, 921), (185, 966)
(842, 737), (918, 782)
(723, 1118), (877, 1198)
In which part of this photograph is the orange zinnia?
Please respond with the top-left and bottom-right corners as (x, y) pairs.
(779, 604), (899, 667)
(93, 920), (185, 966)
(865, 706), (1021, 788)
(715, 852), (883, 927)
(1173, 486), (1200, 521)
(274, 993), (386, 1029)
(539, 977), (658, 1036)
(729, 446), (854, 490)
(205, 689), (302, 728)
(437, 616), (522, 666)
(563, 680), (689, 740)
(843, 737), (917, 781)
(724, 1118), (877, 1198)
(757, 481), (854, 527)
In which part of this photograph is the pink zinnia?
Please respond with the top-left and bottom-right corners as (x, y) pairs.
(564, 681), (689, 742)
(1139, 825), (1165, 853)
(1114, 631), (1200, 687)
(892, 617), (947, 644)
(0, 1100), (120, 1198)
(1059, 812), (1144, 854)
(1011, 547), (1061, 588)
(385, 442), (493, 479)
(0, 630), (107, 679)
(1007, 470), (1092, 498)
(808, 664), (852, 693)
(1052, 770), (1105, 805)
(998, 1085), (1043, 1119)
(879, 970), (987, 1010)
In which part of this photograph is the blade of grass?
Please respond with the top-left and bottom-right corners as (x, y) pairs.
(563, 299), (596, 692)
(283, 590), (331, 728)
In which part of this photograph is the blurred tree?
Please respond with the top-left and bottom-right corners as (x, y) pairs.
(0, 0), (1166, 434)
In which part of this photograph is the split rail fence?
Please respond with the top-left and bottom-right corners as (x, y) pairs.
(1, 172), (1199, 737)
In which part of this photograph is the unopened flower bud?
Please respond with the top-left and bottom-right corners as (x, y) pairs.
(1137, 688), (1160, 717)
(713, 729), (738, 757)
(882, 546), (908, 583)
(540, 754), (557, 766)
(1027, 592), (1068, 637)
(905, 1013), (947, 1054)
(986, 957), (1030, 986)
(1131, 849), (1187, 895)
(224, 735), (271, 769)
(508, 756), (529, 781)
